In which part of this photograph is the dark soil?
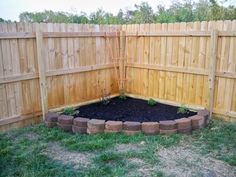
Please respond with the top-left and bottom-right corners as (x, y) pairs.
(76, 97), (196, 122)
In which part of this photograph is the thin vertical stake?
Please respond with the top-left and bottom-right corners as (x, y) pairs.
(36, 25), (48, 120)
(208, 29), (218, 118)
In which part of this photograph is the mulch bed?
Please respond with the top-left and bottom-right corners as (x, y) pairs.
(76, 97), (196, 122)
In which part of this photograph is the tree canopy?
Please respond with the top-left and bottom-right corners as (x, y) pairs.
(9, 0), (236, 24)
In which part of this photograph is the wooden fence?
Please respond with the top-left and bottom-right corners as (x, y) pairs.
(0, 23), (121, 131)
(0, 21), (236, 131)
(122, 20), (236, 121)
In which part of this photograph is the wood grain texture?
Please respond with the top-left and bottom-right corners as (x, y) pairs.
(0, 23), (119, 129)
(124, 21), (236, 121)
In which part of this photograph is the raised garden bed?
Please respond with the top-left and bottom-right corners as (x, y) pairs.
(76, 97), (196, 122)
(45, 97), (210, 135)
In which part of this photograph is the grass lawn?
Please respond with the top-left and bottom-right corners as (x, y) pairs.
(0, 119), (236, 177)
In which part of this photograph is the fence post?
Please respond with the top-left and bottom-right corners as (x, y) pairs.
(119, 30), (126, 90)
(208, 29), (218, 118)
(36, 24), (48, 120)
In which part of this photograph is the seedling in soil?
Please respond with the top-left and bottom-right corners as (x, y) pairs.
(148, 98), (157, 106)
(63, 107), (78, 116)
(119, 89), (126, 100)
(100, 89), (111, 105)
(177, 104), (189, 115)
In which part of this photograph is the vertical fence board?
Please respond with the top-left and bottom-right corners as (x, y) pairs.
(36, 25), (48, 120)
(176, 22), (186, 103)
(208, 29), (218, 117)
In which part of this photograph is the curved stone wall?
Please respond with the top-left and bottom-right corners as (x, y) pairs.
(45, 109), (210, 135)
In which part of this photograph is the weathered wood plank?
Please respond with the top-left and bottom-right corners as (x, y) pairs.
(36, 25), (48, 120)
(208, 29), (218, 117)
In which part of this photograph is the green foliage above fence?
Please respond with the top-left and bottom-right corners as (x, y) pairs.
(14, 1), (236, 24)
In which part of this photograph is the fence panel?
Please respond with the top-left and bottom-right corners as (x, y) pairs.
(0, 23), (120, 131)
(124, 20), (236, 120)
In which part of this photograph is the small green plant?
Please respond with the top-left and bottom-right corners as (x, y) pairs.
(177, 104), (189, 114)
(100, 89), (111, 105)
(119, 89), (126, 100)
(63, 107), (76, 116)
(102, 98), (110, 105)
(148, 98), (157, 106)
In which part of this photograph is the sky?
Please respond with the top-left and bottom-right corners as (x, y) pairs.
(0, 0), (235, 21)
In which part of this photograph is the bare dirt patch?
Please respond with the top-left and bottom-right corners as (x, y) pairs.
(12, 132), (40, 142)
(43, 142), (93, 169)
(115, 142), (159, 177)
(129, 158), (146, 166)
(156, 144), (236, 177)
(22, 132), (40, 141)
(127, 157), (163, 177)
(116, 142), (145, 153)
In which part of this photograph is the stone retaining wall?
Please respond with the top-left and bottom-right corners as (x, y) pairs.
(45, 109), (210, 135)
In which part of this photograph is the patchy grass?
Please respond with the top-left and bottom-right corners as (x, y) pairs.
(191, 119), (236, 166)
(0, 134), (81, 177)
(32, 124), (181, 152)
(0, 119), (236, 177)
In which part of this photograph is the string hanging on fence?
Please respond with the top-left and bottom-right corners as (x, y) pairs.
(106, 31), (128, 92)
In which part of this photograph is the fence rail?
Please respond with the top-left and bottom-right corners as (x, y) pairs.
(1, 31), (236, 39)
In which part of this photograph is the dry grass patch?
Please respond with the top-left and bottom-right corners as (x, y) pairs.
(43, 142), (93, 169)
(156, 143), (236, 177)
(127, 158), (159, 177)
(116, 141), (145, 153)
